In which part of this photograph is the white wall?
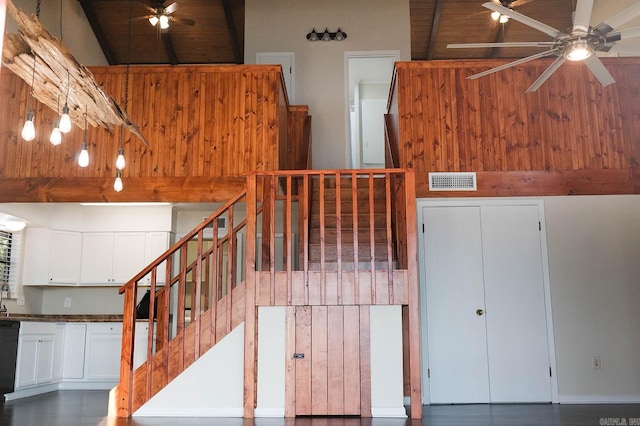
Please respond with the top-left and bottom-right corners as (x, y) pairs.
(256, 307), (286, 417)
(245, 0), (411, 169)
(544, 195), (640, 403)
(6, 0), (107, 65)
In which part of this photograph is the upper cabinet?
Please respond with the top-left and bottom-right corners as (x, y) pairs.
(23, 229), (170, 287)
(80, 232), (147, 285)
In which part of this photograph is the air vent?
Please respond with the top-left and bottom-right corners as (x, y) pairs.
(429, 172), (477, 191)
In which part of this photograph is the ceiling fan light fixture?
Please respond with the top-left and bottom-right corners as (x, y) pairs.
(499, 14), (509, 24)
(149, 15), (159, 26)
(159, 14), (170, 29)
(566, 39), (592, 61)
(491, 11), (501, 21)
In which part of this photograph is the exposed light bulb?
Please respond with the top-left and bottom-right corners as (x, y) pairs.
(321, 28), (331, 41)
(115, 148), (126, 170)
(159, 14), (170, 29)
(499, 14), (509, 24)
(566, 40), (592, 61)
(50, 122), (62, 146)
(78, 142), (89, 167)
(21, 110), (35, 141)
(60, 104), (72, 133)
(334, 28), (345, 41)
(149, 15), (159, 26)
(491, 11), (501, 21)
(114, 171), (123, 192)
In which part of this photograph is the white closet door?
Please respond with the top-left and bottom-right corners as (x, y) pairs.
(481, 205), (552, 402)
(424, 206), (490, 404)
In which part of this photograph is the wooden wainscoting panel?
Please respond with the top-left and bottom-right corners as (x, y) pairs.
(294, 306), (312, 415)
(310, 306), (329, 415)
(327, 306), (345, 415)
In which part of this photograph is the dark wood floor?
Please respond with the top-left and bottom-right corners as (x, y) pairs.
(1, 391), (640, 425)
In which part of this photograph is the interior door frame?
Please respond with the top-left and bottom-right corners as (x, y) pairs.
(416, 198), (559, 405)
(343, 50), (400, 169)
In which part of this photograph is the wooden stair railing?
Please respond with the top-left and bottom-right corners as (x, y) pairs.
(115, 168), (421, 420)
(114, 188), (255, 417)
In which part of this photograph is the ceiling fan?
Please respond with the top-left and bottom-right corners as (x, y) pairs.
(135, 1), (195, 30)
(447, 0), (640, 92)
(485, 0), (536, 23)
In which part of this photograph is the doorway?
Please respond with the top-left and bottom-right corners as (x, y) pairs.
(418, 199), (559, 404)
(345, 51), (399, 169)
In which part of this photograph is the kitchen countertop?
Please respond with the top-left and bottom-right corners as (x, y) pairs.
(0, 314), (124, 322)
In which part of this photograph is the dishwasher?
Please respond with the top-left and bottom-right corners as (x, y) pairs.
(0, 321), (20, 399)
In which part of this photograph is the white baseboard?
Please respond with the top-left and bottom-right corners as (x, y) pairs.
(58, 380), (117, 390)
(4, 384), (59, 401)
(371, 407), (408, 418)
(560, 395), (640, 404)
(134, 407), (244, 417)
(254, 407), (285, 417)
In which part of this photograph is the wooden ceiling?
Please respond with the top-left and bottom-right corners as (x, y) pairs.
(79, 0), (577, 65)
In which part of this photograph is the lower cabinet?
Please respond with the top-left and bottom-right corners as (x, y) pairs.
(85, 323), (122, 381)
(15, 323), (61, 390)
(8, 321), (153, 399)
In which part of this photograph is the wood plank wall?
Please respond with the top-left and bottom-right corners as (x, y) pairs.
(389, 58), (640, 197)
(0, 65), (294, 202)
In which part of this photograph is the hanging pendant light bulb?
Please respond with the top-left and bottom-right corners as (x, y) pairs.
(78, 142), (89, 167)
(149, 15), (159, 26)
(159, 14), (170, 29)
(78, 109), (89, 167)
(59, 104), (72, 133)
(113, 171), (123, 192)
(115, 147), (126, 170)
(21, 110), (36, 141)
(50, 121), (62, 145)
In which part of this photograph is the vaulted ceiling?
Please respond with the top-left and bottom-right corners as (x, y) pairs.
(78, 0), (621, 66)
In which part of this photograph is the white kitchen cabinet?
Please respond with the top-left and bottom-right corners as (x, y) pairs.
(15, 322), (59, 390)
(48, 231), (82, 284)
(61, 323), (86, 380)
(85, 323), (122, 381)
(80, 232), (146, 285)
(22, 229), (81, 286)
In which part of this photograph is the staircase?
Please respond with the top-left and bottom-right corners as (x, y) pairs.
(112, 169), (422, 419)
(308, 176), (395, 271)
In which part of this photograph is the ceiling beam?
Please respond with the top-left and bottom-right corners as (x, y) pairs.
(426, 0), (444, 60)
(77, 0), (116, 65)
(161, 31), (179, 65)
(221, 0), (242, 64)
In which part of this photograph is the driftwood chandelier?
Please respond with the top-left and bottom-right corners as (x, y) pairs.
(1, 0), (147, 191)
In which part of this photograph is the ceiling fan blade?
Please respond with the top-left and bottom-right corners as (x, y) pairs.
(596, 3), (640, 34)
(526, 56), (566, 92)
(482, 2), (563, 38)
(572, 0), (594, 35)
(583, 55), (615, 87)
(164, 2), (179, 15)
(511, 0), (537, 8)
(170, 16), (196, 26)
(131, 15), (155, 21)
(448, 42), (555, 49)
(467, 48), (560, 80)
(605, 26), (640, 43)
(605, 43), (640, 56)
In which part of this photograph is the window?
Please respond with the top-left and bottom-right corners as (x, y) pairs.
(0, 229), (21, 296)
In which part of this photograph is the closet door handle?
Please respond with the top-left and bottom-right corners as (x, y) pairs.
(476, 309), (484, 316)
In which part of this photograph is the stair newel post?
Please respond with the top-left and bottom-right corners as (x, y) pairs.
(302, 173), (310, 305)
(385, 172), (394, 304)
(403, 170), (422, 419)
(319, 172), (326, 304)
(351, 171), (360, 304)
(146, 271), (157, 400)
(194, 229), (203, 358)
(285, 174), (293, 304)
(368, 172), (376, 303)
(225, 206), (235, 333)
(177, 244), (188, 372)
(117, 283), (136, 417)
(244, 173), (258, 418)
(335, 171), (342, 305)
